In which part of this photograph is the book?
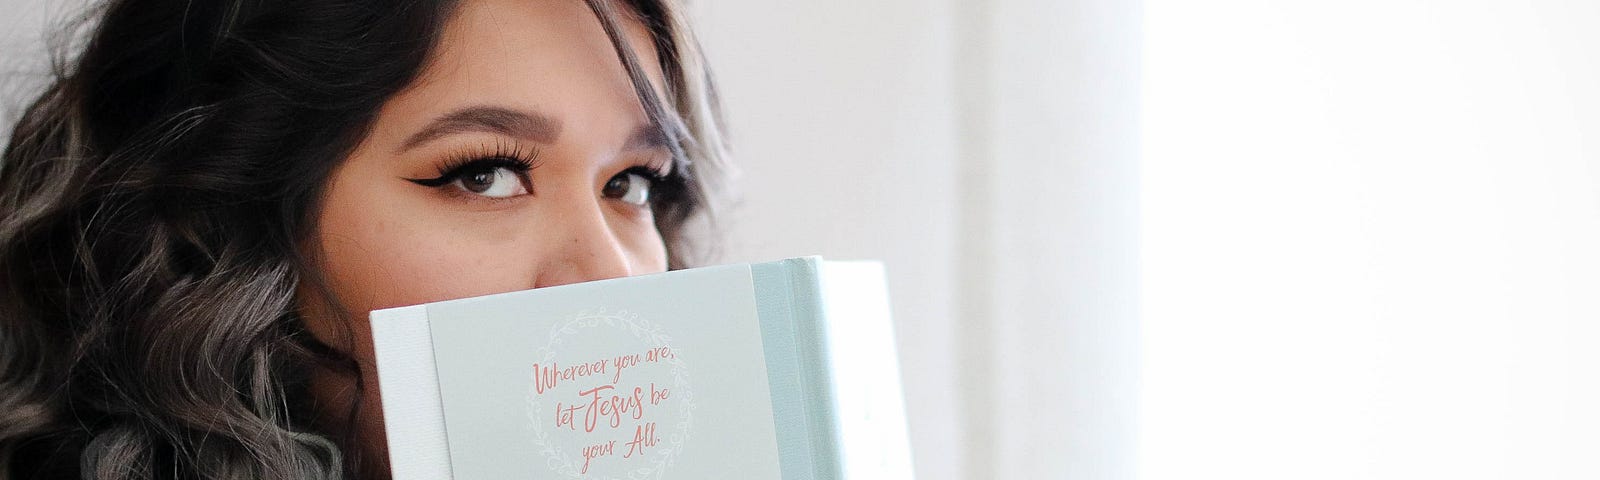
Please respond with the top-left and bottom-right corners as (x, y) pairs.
(370, 256), (915, 480)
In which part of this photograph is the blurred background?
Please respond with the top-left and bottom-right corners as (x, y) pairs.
(5, 0), (1599, 479)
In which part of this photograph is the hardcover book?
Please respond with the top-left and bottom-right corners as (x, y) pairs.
(370, 256), (914, 479)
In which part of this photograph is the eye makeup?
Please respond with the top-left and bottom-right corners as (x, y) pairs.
(401, 139), (691, 210)
(618, 156), (688, 208)
(403, 141), (541, 195)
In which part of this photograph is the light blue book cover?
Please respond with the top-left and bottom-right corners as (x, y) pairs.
(370, 257), (914, 480)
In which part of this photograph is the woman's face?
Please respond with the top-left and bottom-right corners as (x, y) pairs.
(298, 0), (672, 461)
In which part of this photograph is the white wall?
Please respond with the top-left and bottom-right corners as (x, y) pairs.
(1142, 1), (1600, 479)
(953, 0), (1141, 478)
(0, 0), (81, 140)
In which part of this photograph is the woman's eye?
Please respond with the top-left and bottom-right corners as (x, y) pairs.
(454, 165), (528, 198)
(405, 154), (537, 200)
(409, 160), (534, 200)
(603, 171), (653, 206)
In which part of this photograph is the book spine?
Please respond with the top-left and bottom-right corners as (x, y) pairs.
(753, 257), (843, 479)
(370, 305), (455, 480)
(789, 258), (847, 479)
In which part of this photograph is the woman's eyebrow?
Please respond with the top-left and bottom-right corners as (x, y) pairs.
(623, 123), (670, 151)
(398, 106), (562, 152)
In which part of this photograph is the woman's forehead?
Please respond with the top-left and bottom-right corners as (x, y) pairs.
(385, 0), (669, 147)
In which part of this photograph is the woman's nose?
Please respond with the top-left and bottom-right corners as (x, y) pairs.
(532, 199), (636, 289)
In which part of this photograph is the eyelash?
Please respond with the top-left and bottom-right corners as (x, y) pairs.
(625, 161), (673, 188)
(403, 142), (687, 205)
(629, 158), (689, 206)
(405, 142), (540, 189)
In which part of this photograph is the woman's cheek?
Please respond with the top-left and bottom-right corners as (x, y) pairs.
(603, 204), (668, 271)
(341, 222), (537, 312)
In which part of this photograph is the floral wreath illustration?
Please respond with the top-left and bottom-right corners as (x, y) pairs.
(527, 308), (696, 480)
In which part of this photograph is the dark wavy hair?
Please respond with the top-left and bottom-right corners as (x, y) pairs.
(0, 0), (729, 478)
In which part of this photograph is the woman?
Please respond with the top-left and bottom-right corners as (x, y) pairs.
(0, 0), (729, 478)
